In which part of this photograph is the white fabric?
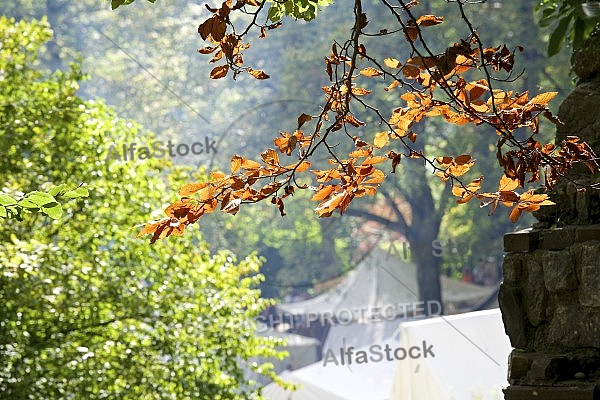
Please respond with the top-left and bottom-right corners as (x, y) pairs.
(263, 340), (396, 400)
(391, 309), (511, 400)
(264, 309), (511, 400)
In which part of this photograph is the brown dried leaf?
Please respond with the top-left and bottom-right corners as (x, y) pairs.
(210, 64), (229, 79)
(298, 113), (312, 129)
(404, 24), (419, 42)
(248, 69), (270, 79)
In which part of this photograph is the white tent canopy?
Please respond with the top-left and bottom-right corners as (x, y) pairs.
(277, 248), (497, 321)
(391, 309), (511, 400)
(264, 309), (511, 400)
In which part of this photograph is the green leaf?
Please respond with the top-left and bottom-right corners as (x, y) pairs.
(111, 0), (138, 10)
(0, 194), (17, 206)
(22, 191), (57, 207)
(547, 14), (572, 57)
(48, 184), (68, 196)
(267, 4), (285, 22)
(538, 6), (557, 28)
(18, 198), (40, 210)
(0, 206), (7, 219)
(41, 202), (63, 220)
(63, 187), (89, 199)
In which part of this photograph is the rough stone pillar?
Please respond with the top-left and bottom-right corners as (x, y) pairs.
(500, 28), (600, 399)
(501, 226), (600, 399)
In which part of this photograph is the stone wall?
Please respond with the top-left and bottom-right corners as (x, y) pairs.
(500, 225), (600, 399)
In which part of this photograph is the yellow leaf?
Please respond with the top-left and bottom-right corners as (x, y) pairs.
(374, 131), (389, 148)
(360, 67), (384, 77)
(384, 58), (402, 68)
(260, 148), (280, 167)
(351, 87), (372, 96)
(384, 80), (400, 91)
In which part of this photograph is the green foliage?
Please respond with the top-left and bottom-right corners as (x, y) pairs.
(266, 0), (334, 22)
(109, 0), (333, 21)
(0, 186), (89, 221)
(536, 0), (599, 56)
(0, 16), (288, 399)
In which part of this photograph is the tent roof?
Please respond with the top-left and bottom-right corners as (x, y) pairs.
(278, 248), (496, 318)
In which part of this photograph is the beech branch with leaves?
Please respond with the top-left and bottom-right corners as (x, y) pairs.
(0, 184), (89, 221)
(135, 0), (598, 244)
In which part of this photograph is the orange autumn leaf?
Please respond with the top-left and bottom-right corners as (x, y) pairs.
(416, 15), (444, 26)
(312, 185), (337, 201)
(179, 182), (210, 196)
(498, 174), (519, 191)
(528, 91), (557, 106)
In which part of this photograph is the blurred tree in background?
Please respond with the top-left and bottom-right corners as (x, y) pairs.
(0, 16), (288, 399)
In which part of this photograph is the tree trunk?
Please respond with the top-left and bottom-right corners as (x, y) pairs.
(407, 219), (443, 314)
(319, 217), (338, 275)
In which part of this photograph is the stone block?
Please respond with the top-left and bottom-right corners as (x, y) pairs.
(580, 264), (600, 307)
(540, 228), (575, 250)
(524, 254), (548, 326)
(542, 250), (578, 292)
(508, 351), (532, 382)
(575, 225), (600, 242)
(499, 284), (528, 349)
(547, 305), (600, 349)
(528, 356), (568, 381)
(503, 385), (599, 400)
(505, 229), (539, 252)
(503, 253), (524, 285)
